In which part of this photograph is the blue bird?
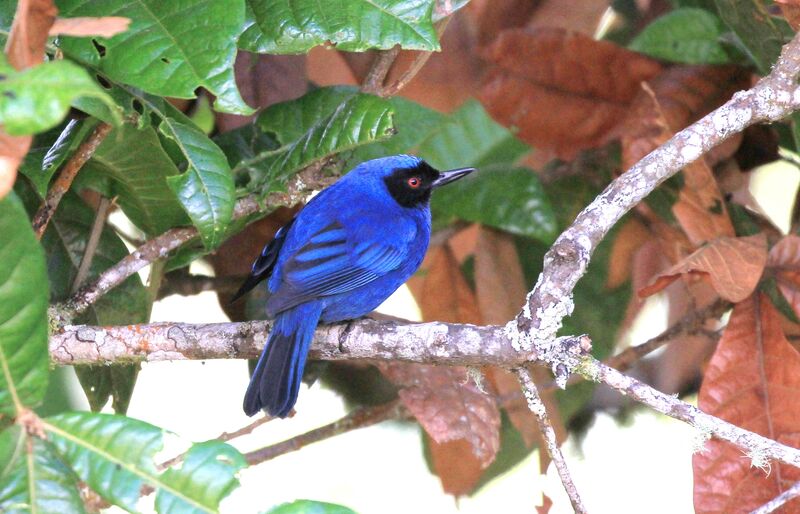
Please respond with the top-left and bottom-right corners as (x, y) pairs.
(232, 155), (475, 417)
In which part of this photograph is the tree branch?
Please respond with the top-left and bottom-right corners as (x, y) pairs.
(517, 367), (586, 513)
(510, 31), (800, 385)
(360, 46), (401, 95)
(31, 122), (112, 239)
(49, 318), (526, 367)
(244, 399), (407, 465)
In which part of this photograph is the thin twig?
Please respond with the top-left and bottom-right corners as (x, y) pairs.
(218, 415), (274, 442)
(157, 415), (275, 472)
(381, 16), (452, 97)
(244, 399), (408, 465)
(517, 368), (587, 513)
(157, 273), (245, 299)
(582, 358), (800, 468)
(54, 157), (340, 323)
(750, 481), (800, 514)
(32, 122), (112, 239)
(71, 196), (112, 293)
(361, 46), (401, 95)
(603, 299), (728, 372)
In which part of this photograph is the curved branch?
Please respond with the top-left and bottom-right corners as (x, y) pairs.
(512, 32), (800, 382)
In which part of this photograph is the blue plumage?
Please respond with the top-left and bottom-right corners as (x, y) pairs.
(235, 155), (475, 417)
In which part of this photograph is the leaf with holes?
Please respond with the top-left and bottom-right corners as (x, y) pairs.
(0, 426), (87, 513)
(57, 0), (252, 114)
(248, 91), (395, 194)
(80, 124), (189, 236)
(240, 0), (440, 53)
(0, 193), (49, 416)
(478, 28), (662, 159)
(693, 295), (800, 513)
(44, 412), (246, 513)
(640, 234), (766, 302)
(630, 8), (733, 64)
(155, 441), (246, 513)
(0, 55), (117, 136)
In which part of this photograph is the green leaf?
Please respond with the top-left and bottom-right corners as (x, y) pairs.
(16, 185), (149, 326)
(155, 441), (246, 514)
(247, 90), (396, 193)
(74, 364), (140, 414)
(432, 167), (557, 243)
(56, 0), (253, 114)
(351, 95), (444, 162)
(81, 124), (189, 235)
(0, 193), (49, 416)
(98, 88), (237, 248)
(213, 123), (279, 171)
(16, 184), (148, 413)
(44, 412), (245, 513)
(265, 500), (358, 514)
(713, 0), (790, 74)
(0, 426), (87, 514)
(630, 8), (732, 64)
(417, 100), (529, 169)
(162, 118), (235, 248)
(18, 119), (98, 197)
(240, 0), (440, 53)
(0, 57), (117, 136)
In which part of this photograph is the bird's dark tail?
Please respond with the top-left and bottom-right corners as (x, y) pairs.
(243, 302), (323, 417)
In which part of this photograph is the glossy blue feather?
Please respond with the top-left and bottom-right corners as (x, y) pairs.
(241, 155), (473, 417)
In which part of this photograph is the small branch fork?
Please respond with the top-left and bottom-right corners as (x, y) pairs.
(41, 17), (800, 514)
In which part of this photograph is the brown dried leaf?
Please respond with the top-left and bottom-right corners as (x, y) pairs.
(0, 135), (31, 199)
(768, 235), (800, 320)
(48, 16), (129, 37)
(474, 226), (527, 324)
(619, 66), (751, 171)
(673, 158), (735, 246)
(380, 362), (500, 468)
(418, 244), (482, 323)
(777, 0), (800, 30)
(5, 0), (57, 69)
(0, 0), (55, 197)
(382, 245), (500, 494)
(639, 234), (767, 302)
(607, 218), (651, 289)
(427, 437), (485, 497)
(478, 28), (662, 159)
(693, 294), (800, 514)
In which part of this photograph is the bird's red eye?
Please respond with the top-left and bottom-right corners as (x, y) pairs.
(407, 176), (421, 188)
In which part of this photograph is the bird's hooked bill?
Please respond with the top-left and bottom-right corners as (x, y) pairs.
(432, 167), (476, 188)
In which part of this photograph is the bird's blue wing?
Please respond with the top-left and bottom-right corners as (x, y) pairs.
(266, 221), (409, 313)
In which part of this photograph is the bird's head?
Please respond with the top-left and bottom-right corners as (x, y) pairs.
(352, 155), (475, 209)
